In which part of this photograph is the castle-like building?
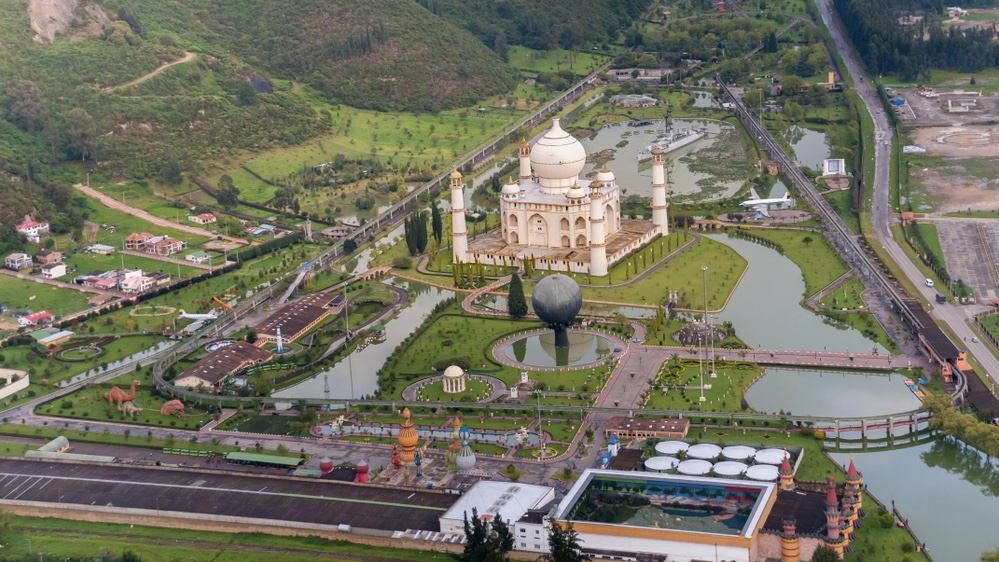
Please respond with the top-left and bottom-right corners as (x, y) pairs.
(450, 118), (669, 276)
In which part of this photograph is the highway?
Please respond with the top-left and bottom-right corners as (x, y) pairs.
(812, 0), (999, 386)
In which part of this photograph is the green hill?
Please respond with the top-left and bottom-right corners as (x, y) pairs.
(190, 0), (519, 112)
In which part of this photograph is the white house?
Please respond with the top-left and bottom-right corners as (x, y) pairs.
(187, 213), (217, 225)
(16, 221), (49, 243)
(41, 262), (67, 279)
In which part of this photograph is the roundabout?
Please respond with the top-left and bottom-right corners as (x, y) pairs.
(57, 345), (105, 361)
(129, 305), (176, 317)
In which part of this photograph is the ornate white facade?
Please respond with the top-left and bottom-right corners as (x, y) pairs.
(452, 118), (669, 275)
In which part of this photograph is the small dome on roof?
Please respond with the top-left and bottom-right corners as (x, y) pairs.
(450, 170), (463, 179)
(595, 166), (615, 183)
(651, 145), (664, 155)
(501, 178), (521, 195)
(566, 183), (587, 199)
(443, 365), (464, 378)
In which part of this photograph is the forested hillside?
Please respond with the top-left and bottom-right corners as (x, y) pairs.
(834, 0), (998, 78)
(416, 0), (650, 56)
(187, 0), (519, 112)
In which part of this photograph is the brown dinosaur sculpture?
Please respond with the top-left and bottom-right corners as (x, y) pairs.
(104, 380), (139, 407)
(159, 399), (186, 416)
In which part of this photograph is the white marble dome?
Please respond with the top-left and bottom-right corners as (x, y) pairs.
(443, 365), (464, 378)
(531, 118), (586, 191)
(501, 178), (521, 196)
(595, 166), (616, 183)
(565, 183), (587, 199)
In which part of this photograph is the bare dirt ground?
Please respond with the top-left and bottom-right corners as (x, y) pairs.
(28, 0), (107, 43)
(908, 164), (998, 214)
(911, 125), (999, 158)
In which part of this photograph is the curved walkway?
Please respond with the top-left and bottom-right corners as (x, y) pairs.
(401, 374), (508, 402)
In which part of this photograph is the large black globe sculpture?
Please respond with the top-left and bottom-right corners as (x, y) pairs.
(532, 274), (583, 348)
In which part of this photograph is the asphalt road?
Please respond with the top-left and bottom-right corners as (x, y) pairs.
(813, 0), (999, 385)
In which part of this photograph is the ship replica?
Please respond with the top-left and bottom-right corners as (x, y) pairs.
(637, 114), (706, 162)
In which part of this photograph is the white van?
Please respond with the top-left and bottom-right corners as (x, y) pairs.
(925, 278), (934, 288)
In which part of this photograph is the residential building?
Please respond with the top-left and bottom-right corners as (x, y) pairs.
(317, 226), (355, 241)
(4, 253), (32, 270)
(124, 232), (154, 250)
(33, 249), (62, 265)
(147, 272), (172, 286)
(187, 213), (217, 225)
(18, 310), (54, 327)
(16, 221), (49, 243)
(85, 244), (116, 255)
(41, 262), (67, 279)
(120, 276), (153, 293)
(146, 237), (186, 256)
(185, 250), (212, 264)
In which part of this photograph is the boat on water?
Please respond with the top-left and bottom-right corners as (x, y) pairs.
(637, 115), (706, 161)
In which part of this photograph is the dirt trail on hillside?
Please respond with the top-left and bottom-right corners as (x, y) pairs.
(73, 183), (250, 245)
(103, 52), (196, 92)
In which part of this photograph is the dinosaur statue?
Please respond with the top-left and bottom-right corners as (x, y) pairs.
(104, 380), (139, 407)
(159, 399), (186, 416)
(119, 401), (141, 418)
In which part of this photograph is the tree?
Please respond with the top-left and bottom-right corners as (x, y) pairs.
(217, 174), (241, 209)
(541, 518), (590, 562)
(782, 99), (804, 122)
(7, 79), (45, 132)
(431, 200), (443, 245)
(161, 149), (183, 185)
(810, 545), (840, 562)
(117, 7), (142, 35)
(508, 272), (528, 319)
(802, 236), (813, 246)
(404, 216), (418, 256)
(245, 329), (258, 344)
(981, 547), (999, 562)
(458, 507), (514, 562)
(68, 108), (96, 161)
(342, 238), (358, 253)
(415, 210), (428, 253)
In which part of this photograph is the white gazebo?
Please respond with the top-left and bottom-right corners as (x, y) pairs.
(442, 365), (467, 394)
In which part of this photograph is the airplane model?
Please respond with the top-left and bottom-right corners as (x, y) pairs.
(177, 309), (219, 321)
(740, 188), (791, 218)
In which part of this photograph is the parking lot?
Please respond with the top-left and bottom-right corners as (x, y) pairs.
(934, 219), (999, 300)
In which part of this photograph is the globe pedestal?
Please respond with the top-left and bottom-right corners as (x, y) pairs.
(550, 323), (570, 348)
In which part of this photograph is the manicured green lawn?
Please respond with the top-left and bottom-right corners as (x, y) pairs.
(943, 210), (998, 218)
(0, 275), (91, 317)
(733, 229), (848, 298)
(36, 368), (213, 430)
(981, 315), (999, 342)
(818, 277), (867, 310)
(414, 378), (494, 403)
(646, 360), (763, 413)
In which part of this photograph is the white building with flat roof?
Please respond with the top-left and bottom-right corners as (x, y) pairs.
(439, 481), (555, 536)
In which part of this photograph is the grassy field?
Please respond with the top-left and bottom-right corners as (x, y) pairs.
(36, 368), (214, 430)
(2, 515), (448, 562)
(0, 275), (92, 317)
(817, 277), (867, 310)
(734, 229), (849, 298)
(506, 46), (609, 76)
(646, 360), (764, 413)
(909, 222), (945, 267)
(81, 191), (211, 247)
(65, 251), (201, 279)
(943, 209), (998, 218)
(980, 314), (999, 341)
(823, 188), (860, 234)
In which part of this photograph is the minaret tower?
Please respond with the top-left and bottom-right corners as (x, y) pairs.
(650, 146), (669, 235)
(519, 138), (532, 181)
(780, 520), (800, 562)
(449, 170), (468, 264)
(844, 455), (864, 511)
(588, 179), (608, 276)
(823, 476), (846, 557)
(778, 450), (795, 491)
